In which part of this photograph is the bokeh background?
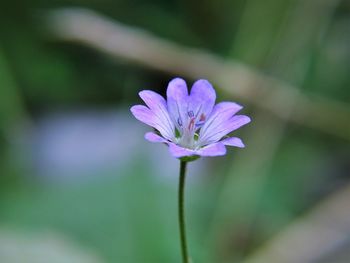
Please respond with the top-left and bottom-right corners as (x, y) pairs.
(1, 0), (350, 262)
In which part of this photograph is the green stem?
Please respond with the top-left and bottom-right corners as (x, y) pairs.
(178, 160), (190, 263)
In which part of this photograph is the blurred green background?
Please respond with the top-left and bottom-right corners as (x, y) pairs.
(0, 0), (350, 262)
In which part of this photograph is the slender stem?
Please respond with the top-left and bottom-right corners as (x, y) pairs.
(178, 160), (189, 263)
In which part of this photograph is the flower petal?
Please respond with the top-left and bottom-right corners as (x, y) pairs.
(139, 90), (174, 140)
(144, 132), (168, 143)
(188, 79), (216, 123)
(130, 105), (156, 127)
(168, 143), (196, 158)
(131, 105), (173, 140)
(221, 137), (245, 148)
(139, 90), (166, 109)
(200, 102), (243, 137)
(200, 115), (251, 145)
(166, 78), (189, 131)
(196, 142), (226, 156)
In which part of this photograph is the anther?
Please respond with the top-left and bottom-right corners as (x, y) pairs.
(188, 110), (194, 118)
(177, 118), (183, 127)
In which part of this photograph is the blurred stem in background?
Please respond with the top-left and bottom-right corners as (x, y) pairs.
(0, 46), (27, 137)
(0, 45), (29, 190)
(47, 8), (350, 141)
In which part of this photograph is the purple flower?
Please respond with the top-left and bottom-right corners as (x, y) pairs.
(130, 78), (251, 159)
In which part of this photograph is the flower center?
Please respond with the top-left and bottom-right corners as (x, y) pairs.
(177, 111), (206, 149)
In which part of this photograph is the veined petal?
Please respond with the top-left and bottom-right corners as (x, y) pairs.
(130, 105), (156, 127)
(168, 143), (196, 158)
(200, 102), (243, 137)
(166, 78), (189, 131)
(144, 132), (168, 143)
(221, 137), (245, 148)
(130, 105), (173, 140)
(199, 115), (251, 145)
(196, 142), (226, 156)
(199, 102), (244, 142)
(139, 90), (174, 139)
(188, 79), (216, 123)
(139, 90), (167, 109)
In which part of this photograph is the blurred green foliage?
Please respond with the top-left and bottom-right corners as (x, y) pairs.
(0, 0), (349, 262)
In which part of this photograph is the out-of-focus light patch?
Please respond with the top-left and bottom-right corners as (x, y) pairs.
(26, 109), (204, 182)
(0, 227), (103, 263)
(31, 110), (143, 179)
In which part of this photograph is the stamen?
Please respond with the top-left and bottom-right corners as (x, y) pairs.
(188, 110), (194, 118)
(177, 118), (183, 127)
(195, 114), (206, 128)
(188, 118), (195, 131)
